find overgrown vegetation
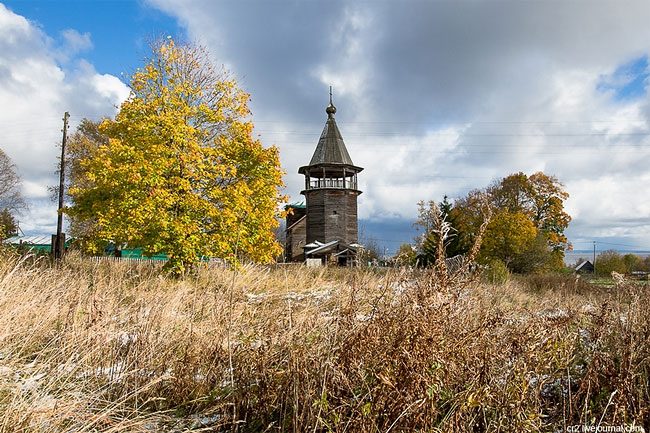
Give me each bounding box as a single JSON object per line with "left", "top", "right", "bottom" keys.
{"left": 413, "top": 172, "right": 571, "bottom": 273}
{"left": 1, "top": 245, "right": 648, "bottom": 432}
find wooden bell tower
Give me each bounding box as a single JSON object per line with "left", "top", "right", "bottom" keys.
{"left": 297, "top": 88, "right": 363, "bottom": 265}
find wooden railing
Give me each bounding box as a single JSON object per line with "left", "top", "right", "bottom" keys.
{"left": 307, "top": 177, "right": 358, "bottom": 190}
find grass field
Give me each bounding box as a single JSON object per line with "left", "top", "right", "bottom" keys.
{"left": 0, "top": 250, "right": 648, "bottom": 432}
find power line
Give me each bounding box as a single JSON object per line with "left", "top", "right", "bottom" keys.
{"left": 597, "top": 241, "right": 647, "bottom": 249}
{"left": 255, "top": 130, "right": 650, "bottom": 137}
{"left": 278, "top": 147, "right": 650, "bottom": 156}
{"left": 571, "top": 241, "right": 648, "bottom": 249}
{"left": 253, "top": 118, "right": 648, "bottom": 126}
{"left": 1, "top": 116, "right": 646, "bottom": 129}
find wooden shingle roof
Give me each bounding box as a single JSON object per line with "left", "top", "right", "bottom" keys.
{"left": 299, "top": 90, "right": 362, "bottom": 174}
{"left": 308, "top": 114, "right": 354, "bottom": 166}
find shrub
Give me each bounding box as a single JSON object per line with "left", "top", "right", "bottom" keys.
{"left": 519, "top": 272, "right": 594, "bottom": 296}
{"left": 484, "top": 259, "right": 510, "bottom": 284}
{"left": 595, "top": 250, "right": 626, "bottom": 275}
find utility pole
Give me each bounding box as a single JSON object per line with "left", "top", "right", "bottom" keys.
{"left": 54, "top": 112, "right": 69, "bottom": 260}
{"left": 593, "top": 241, "right": 596, "bottom": 274}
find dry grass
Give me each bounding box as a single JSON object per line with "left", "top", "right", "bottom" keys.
{"left": 0, "top": 249, "right": 648, "bottom": 432}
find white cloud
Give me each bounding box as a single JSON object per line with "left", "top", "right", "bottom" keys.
{"left": 0, "top": 4, "right": 31, "bottom": 40}
{"left": 22, "top": 180, "right": 49, "bottom": 200}
{"left": 60, "top": 29, "right": 92, "bottom": 54}
{"left": 91, "top": 71, "right": 130, "bottom": 102}
{"left": 0, "top": 4, "right": 129, "bottom": 234}
{"left": 145, "top": 0, "right": 650, "bottom": 250}
{"left": 2, "top": 0, "right": 648, "bottom": 251}
{"left": 310, "top": 5, "right": 376, "bottom": 114}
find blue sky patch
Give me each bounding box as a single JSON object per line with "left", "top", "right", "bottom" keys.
{"left": 597, "top": 56, "right": 649, "bottom": 101}
{"left": 3, "top": 1, "right": 183, "bottom": 76}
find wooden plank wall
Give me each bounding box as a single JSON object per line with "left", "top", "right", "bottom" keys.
{"left": 305, "top": 189, "right": 359, "bottom": 245}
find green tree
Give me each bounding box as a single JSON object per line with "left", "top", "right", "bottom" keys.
{"left": 633, "top": 255, "right": 650, "bottom": 272}
{"left": 414, "top": 196, "right": 467, "bottom": 265}
{"left": 512, "top": 231, "right": 558, "bottom": 273}
{"left": 0, "top": 209, "right": 19, "bottom": 240}
{"left": 449, "top": 189, "right": 489, "bottom": 256}
{"left": 67, "top": 39, "right": 286, "bottom": 273}
{"left": 622, "top": 253, "right": 641, "bottom": 273}
{"left": 0, "top": 149, "right": 26, "bottom": 239}
{"left": 396, "top": 243, "right": 417, "bottom": 266}
{"left": 595, "top": 250, "right": 625, "bottom": 275}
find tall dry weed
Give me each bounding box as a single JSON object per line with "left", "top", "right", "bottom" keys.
{"left": 0, "top": 248, "right": 648, "bottom": 432}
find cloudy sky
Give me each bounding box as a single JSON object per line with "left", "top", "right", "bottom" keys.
{"left": 1, "top": 0, "right": 649, "bottom": 255}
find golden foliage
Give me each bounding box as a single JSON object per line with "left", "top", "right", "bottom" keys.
{"left": 448, "top": 171, "right": 571, "bottom": 272}
{"left": 481, "top": 210, "right": 537, "bottom": 266}
{"left": 66, "top": 39, "right": 286, "bottom": 273}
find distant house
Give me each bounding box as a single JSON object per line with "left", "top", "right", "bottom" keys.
{"left": 2, "top": 235, "right": 60, "bottom": 253}
{"left": 104, "top": 245, "right": 168, "bottom": 261}
{"left": 285, "top": 201, "right": 307, "bottom": 262}
{"left": 575, "top": 260, "right": 594, "bottom": 274}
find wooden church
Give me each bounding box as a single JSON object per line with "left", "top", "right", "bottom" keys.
{"left": 285, "top": 90, "right": 363, "bottom": 266}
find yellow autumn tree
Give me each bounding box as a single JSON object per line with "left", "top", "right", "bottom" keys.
{"left": 66, "top": 39, "right": 285, "bottom": 273}
{"left": 479, "top": 210, "right": 537, "bottom": 269}
{"left": 486, "top": 171, "right": 571, "bottom": 270}
{"left": 418, "top": 171, "right": 571, "bottom": 273}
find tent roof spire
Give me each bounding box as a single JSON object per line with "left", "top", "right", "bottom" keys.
{"left": 326, "top": 85, "right": 336, "bottom": 119}
{"left": 298, "top": 87, "right": 363, "bottom": 174}
{"left": 303, "top": 87, "right": 354, "bottom": 167}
